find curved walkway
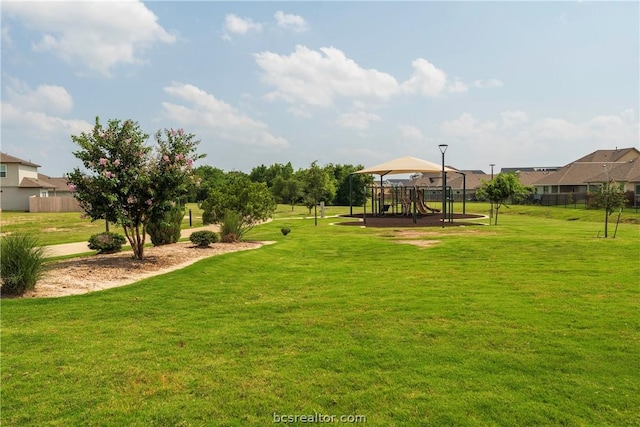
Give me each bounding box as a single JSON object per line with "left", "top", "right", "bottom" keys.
{"left": 42, "top": 224, "right": 221, "bottom": 258}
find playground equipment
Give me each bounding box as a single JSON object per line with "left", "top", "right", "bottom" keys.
{"left": 416, "top": 190, "right": 440, "bottom": 214}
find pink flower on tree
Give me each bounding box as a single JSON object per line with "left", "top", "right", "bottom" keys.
{"left": 163, "top": 155, "right": 170, "bottom": 162}
{"left": 146, "top": 199, "right": 153, "bottom": 206}
{"left": 127, "top": 195, "right": 136, "bottom": 204}
{"left": 113, "top": 159, "right": 121, "bottom": 166}
{"left": 68, "top": 183, "right": 77, "bottom": 191}
{"left": 175, "top": 153, "right": 184, "bottom": 161}
{"left": 99, "top": 158, "right": 107, "bottom": 166}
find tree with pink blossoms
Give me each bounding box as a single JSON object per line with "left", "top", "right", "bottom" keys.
{"left": 67, "top": 117, "right": 204, "bottom": 260}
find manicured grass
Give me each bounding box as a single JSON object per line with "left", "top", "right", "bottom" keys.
{"left": 2, "top": 209, "right": 639, "bottom": 425}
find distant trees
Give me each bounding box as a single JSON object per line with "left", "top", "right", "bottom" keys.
{"left": 477, "top": 172, "right": 533, "bottom": 225}
{"left": 67, "top": 117, "right": 203, "bottom": 260}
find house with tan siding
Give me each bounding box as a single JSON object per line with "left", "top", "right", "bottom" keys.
{"left": 0, "top": 152, "right": 76, "bottom": 211}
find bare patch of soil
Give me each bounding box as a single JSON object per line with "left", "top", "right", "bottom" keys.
{"left": 394, "top": 240, "right": 441, "bottom": 248}
{"left": 23, "top": 241, "right": 274, "bottom": 298}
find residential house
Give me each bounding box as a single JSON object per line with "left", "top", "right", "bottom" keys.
{"left": 0, "top": 152, "right": 76, "bottom": 211}
{"left": 532, "top": 147, "right": 640, "bottom": 206}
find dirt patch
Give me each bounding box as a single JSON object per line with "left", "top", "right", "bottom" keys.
{"left": 21, "top": 241, "right": 274, "bottom": 299}
{"left": 394, "top": 240, "right": 441, "bottom": 248}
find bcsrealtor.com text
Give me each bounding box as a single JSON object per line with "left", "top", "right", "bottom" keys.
{"left": 273, "top": 412, "right": 366, "bottom": 423}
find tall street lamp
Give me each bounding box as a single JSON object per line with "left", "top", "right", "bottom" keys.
{"left": 439, "top": 144, "right": 448, "bottom": 228}
{"left": 489, "top": 163, "right": 495, "bottom": 224}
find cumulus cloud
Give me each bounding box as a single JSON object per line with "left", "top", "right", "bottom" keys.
{"left": 162, "top": 82, "right": 288, "bottom": 148}
{"left": 256, "top": 46, "right": 483, "bottom": 109}
{"left": 337, "top": 111, "right": 381, "bottom": 130}
{"left": 401, "top": 58, "right": 448, "bottom": 97}
{"left": 3, "top": 0, "right": 175, "bottom": 76}
{"left": 222, "top": 14, "right": 263, "bottom": 40}
{"left": 274, "top": 11, "right": 309, "bottom": 32}
{"left": 255, "top": 45, "right": 399, "bottom": 107}
{"left": 6, "top": 81, "right": 73, "bottom": 114}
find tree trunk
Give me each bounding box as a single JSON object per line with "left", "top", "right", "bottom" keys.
{"left": 604, "top": 211, "right": 609, "bottom": 238}
{"left": 494, "top": 206, "right": 500, "bottom": 225}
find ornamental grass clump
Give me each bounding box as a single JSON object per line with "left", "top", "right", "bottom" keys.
{"left": 88, "top": 232, "right": 127, "bottom": 254}
{"left": 0, "top": 233, "right": 46, "bottom": 296}
{"left": 189, "top": 230, "right": 219, "bottom": 247}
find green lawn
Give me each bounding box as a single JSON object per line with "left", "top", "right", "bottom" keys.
{"left": 1, "top": 206, "right": 639, "bottom": 426}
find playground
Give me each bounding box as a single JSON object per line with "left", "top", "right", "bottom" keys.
{"left": 346, "top": 155, "right": 485, "bottom": 227}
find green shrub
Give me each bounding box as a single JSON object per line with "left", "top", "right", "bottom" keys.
{"left": 148, "top": 204, "right": 184, "bottom": 246}
{"left": 1, "top": 233, "right": 46, "bottom": 296}
{"left": 220, "top": 210, "right": 243, "bottom": 240}
{"left": 281, "top": 227, "right": 291, "bottom": 236}
{"left": 88, "top": 232, "right": 127, "bottom": 254}
{"left": 189, "top": 230, "right": 219, "bottom": 247}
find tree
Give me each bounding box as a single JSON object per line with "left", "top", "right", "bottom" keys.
{"left": 190, "top": 165, "right": 226, "bottom": 202}
{"left": 200, "top": 172, "right": 276, "bottom": 239}
{"left": 272, "top": 175, "right": 303, "bottom": 210}
{"left": 328, "top": 163, "right": 372, "bottom": 206}
{"left": 592, "top": 179, "right": 627, "bottom": 238}
{"left": 302, "top": 161, "right": 335, "bottom": 225}
{"left": 476, "top": 172, "right": 532, "bottom": 225}
{"left": 67, "top": 117, "right": 202, "bottom": 260}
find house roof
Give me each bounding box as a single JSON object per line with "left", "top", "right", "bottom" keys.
{"left": 534, "top": 147, "right": 640, "bottom": 186}
{"left": 38, "top": 173, "right": 72, "bottom": 192}
{"left": 0, "top": 152, "right": 41, "bottom": 168}
{"left": 19, "top": 177, "right": 57, "bottom": 189}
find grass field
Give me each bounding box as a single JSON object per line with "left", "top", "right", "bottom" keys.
{"left": 1, "top": 205, "right": 639, "bottom": 426}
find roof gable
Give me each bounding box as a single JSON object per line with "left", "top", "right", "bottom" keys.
{"left": 0, "top": 152, "right": 41, "bottom": 168}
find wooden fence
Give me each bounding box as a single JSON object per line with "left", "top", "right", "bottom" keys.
{"left": 29, "top": 196, "right": 82, "bottom": 213}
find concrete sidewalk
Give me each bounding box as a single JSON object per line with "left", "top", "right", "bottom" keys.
{"left": 43, "top": 224, "right": 220, "bottom": 258}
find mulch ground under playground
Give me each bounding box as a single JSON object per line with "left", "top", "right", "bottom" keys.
{"left": 336, "top": 213, "right": 486, "bottom": 228}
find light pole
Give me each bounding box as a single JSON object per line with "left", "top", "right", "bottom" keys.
{"left": 489, "top": 163, "right": 495, "bottom": 225}
{"left": 439, "top": 144, "right": 448, "bottom": 228}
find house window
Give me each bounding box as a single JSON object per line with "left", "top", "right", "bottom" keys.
{"left": 0, "top": 164, "right": 6, "bottom": 178}
{"left": 40, "top": 190, "right": 49, "bottom": 197}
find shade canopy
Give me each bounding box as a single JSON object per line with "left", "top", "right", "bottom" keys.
{"left": 354, "top": 156, "right": 455, "bottom": 176}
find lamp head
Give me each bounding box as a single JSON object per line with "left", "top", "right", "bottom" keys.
{"left": 438, "top": 144, "right": 448, "bottom": 154}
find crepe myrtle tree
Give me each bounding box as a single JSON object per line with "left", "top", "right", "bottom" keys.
{"left": 67, "top": 117, "right": 203, "bottom": 260}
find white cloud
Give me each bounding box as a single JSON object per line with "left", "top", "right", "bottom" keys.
{"left": 3, "top": 0, "right": 176, "bottom": 77}
{"left": 438, "top": 109, "right": 639, "bottom": 169}
{"left": 222, "top": 14, "right": 263, "bottom": 40}
{"left": 473, "top": 79, "right": 504, "bottom": 89}
{"left": 337, "top": 111, "right": 381, "bottom": 130}
{"left": 441, "top": 113, "right": 497, "bottom": 138}
{"left": 7, "top": 81, "right": 74, "bottom": 114}
{"left": 274, "top": 11, "right": 309, "bottom": 32}
{"left": 398, "top": 124, "right": 424, "bottom": 140}
{"left": 401, "top": 58, "right": 448, "bottom": 97}
{"left": 162, "top": 82, "right": 288, "bottom": 148}
{"left": 255, "top": 45, "right": 400, "bottom": 107}
{"left": 447, "top": 78, "right": 469, "bottom": 94}
{"left": 500, "top": 110, "right": 529, "bottom": 128}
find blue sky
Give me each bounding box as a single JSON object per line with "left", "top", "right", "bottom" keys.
{"left": 2, "top": 1, "right": 638, "bottom": 177}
